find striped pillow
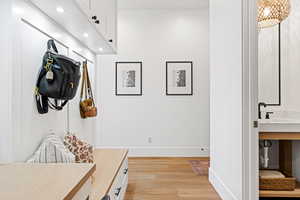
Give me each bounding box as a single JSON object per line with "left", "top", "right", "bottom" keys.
{"left": 27, "top": 134, "right": 75, "bottom": 163}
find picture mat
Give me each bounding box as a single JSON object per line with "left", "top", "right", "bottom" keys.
{"left": 167, "top": 62, "right": 192, "bottom": 95}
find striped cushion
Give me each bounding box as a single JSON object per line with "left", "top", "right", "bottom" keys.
{"left": 27, "top": 134, "right": 75, "bottom": 163}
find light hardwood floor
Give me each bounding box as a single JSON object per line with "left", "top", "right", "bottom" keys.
{"left": 124, "top": 157, "right": 221, "bottom": 200}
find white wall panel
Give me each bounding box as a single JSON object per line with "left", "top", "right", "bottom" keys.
{"left": 10, "top": 0, "right": 96, "bottom": 161}
{"left": 68, "top": 52, "right": 96, "bottom": 145}
{"left": 209, "top": 0, "right": 243, "bottom": 199}
{"left": 0, "top": 0, "right": 13, "bottom": 163}
{"left": 13, "top": 22, "right": 69, "bottom": 161}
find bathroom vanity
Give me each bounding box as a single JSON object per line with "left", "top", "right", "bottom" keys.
{"left": 259, "top": 119, "right": 300, "bottom": 198}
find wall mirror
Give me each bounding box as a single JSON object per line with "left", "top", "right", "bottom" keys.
{"left": 258, "top": 24, "right": 281, "bottom": 105}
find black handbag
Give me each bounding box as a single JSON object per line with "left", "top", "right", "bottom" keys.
{"left": 35, "top": 40, "right": 81, "bottom": 114}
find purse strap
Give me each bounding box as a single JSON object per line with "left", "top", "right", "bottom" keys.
{"left": 35, "top": 65, "right": 49, "bottom": 114}
{"left": 35, "top": 93, "right": 49, "bottom": 114}
{"left": 48, "top": 99, "right": 69, "bottom": 111}
{"left": 47, "top": 39, "right": 58, "bottom": 53}
{"left": 80, "top": 61, "right": 87, "bottom": 101}
{"left": 80, "top": 61, "right": 95, "bottom": 106}
{"left": 85, "top": 62, "right": 95, "bottom": 106}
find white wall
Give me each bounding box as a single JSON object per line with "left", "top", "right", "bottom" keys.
{"left": 209, "top": 0, "right": 244, "bottom": 199}
{"left": 281, "top": 0, "right": 300, "bottom": 112}
{"left": 96, "top": 8, "right": 210, "bottom": 156}
{"left": 0, "top": 0, "right": 13, "bottom": 163}
{"left": 7, "top": 0, "right": 96, "bottom": 162}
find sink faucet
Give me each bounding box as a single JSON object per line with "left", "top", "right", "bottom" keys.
{"left": 258, "top": 102, "right": 267, "bottom": 119}
{"left": 265, "top": 112, "right": 274, "bottom": 119}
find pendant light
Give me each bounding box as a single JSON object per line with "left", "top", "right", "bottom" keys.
{"left": 257, "top": 0, "right": 290, "bottom": 29}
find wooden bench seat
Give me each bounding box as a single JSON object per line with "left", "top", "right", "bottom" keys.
{"left": 91, "top": 149, "right": 129, "bottom": 200}
{"left": 0, "top": 163, "right": 96, "bottom": 200}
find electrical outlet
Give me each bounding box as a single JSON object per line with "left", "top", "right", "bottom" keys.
{"left": 148, "top": 137, "right": 152, "bottom": 144}
{"left": 200, "top": 147, "right": 209, "bottom": 152}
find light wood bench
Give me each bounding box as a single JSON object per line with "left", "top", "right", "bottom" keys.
{"left": 91, "top": 149, "right": 129, "bottom": 200}
{"left": 0, "top": 163, "right": 95, "bottom": 200}
{"left": 0, "top": 149, "right": 128, "bottom": 200}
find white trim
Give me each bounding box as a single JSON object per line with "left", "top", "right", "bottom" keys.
{"left": 0, "top": 0, "right": 13, "bottom": 163}
{"left": 209, "top": 168, "right": 239, "bottom": 200}
{"left": 242, "top": 0, "right": 259, "bottom": 199}
{"left": 95, "top": 146, "right": 209, "bottom": 157}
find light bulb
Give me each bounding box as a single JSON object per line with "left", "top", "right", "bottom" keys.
{"left": 263, "top": 7, "right": 271, "bottom": 17}
{"left": 56, "top": 7, "right": 64, "bottom": 13}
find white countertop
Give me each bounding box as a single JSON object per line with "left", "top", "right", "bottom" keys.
{"left": 259, "top": 119, "right": 300, "bottom": 132}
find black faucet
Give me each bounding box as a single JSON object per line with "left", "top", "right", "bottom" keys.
{"left": 258, "top": 102, "right": 267, "bottom": 119}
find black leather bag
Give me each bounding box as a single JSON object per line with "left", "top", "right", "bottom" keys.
{"left": 35, "top": 40, "right": 81, "bottom": 114}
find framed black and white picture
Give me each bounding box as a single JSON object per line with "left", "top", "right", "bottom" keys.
{"left": 166, "top": 61, "right": 193, "bottom": 96}
{"left": 115, "top": 62, "right": 142, "bottom": 96}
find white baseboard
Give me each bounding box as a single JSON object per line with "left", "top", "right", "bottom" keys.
{"left": 209, "top": 168, "right": 239, "bottom": 200}
{"left": 95, "top": 146, "right": 209, "bottom": 157}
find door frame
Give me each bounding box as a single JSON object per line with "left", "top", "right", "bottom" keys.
{"left": 242, "top": 0, "right": 259, "bottom": 199}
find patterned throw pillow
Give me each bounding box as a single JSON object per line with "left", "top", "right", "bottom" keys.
{"left": 64, "top": 134, "right": 94, "bottom": 163}
{"left": 27, "top": 134, "right": 75, "bottom": 163}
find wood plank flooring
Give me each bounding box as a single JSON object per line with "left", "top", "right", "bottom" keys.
{"left": 124, "top": 158, "right": 221, "bottom": 200}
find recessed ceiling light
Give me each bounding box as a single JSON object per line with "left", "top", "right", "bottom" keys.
{"left": 56, "top": 7, "right": 64, "bottom": 13}
{"left": 83, "top": 33, "right": 89, "bottom": 38}
{"left": 99, "top": 47, "right": 104, "bottom": 52}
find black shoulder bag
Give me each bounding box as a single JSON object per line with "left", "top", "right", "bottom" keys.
{"left": 35, "top": 40, "right": 81, "bottom": 114}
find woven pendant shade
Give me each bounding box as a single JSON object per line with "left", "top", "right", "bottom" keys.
{"left": 257, "top": 0, "right": 290, "bottom": 29}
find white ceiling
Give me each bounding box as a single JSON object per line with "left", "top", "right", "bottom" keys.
{"left": 118, "top": 0, "right": 209, "bottom": 10}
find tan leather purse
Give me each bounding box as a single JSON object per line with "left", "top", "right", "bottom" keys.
{"left": 80, "top": 61, "right": 97, "bottom": 118}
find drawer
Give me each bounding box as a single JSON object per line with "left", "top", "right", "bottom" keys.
{"left": 111, "top": 174, "right": 128, "bottom": 200}
{"left": 119, "top": 158, "right": 129, "bottom": 180}
{"left": 107, "top": 158, "right": 129, "bottom": 200}
{"left": 114, "top": 158, "right": 128, "bottom": 189}
{"left": 117, "top": 174, "right": 129, "bottom": 200}
{"left": 72, "top": 177, "right": 92, "bottom": 200}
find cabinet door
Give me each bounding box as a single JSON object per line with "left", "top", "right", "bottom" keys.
{"left": 107, "top": 0, "right": 117, "bottom": 50}
{"left": 75, "top": 0, "right": 91, "bottom": 16}
{"left": 90, "top": 0, "right": 108, "bottom": 38}
{"left": 90, "top": 0, "right": 117, "bottom": 50}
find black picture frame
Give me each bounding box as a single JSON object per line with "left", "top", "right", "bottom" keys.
{"left": 166, "top": 61, "right": 193, "bottom": 96}
{"left": 115, "top": 62, "right": 143, "bottom": 96}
